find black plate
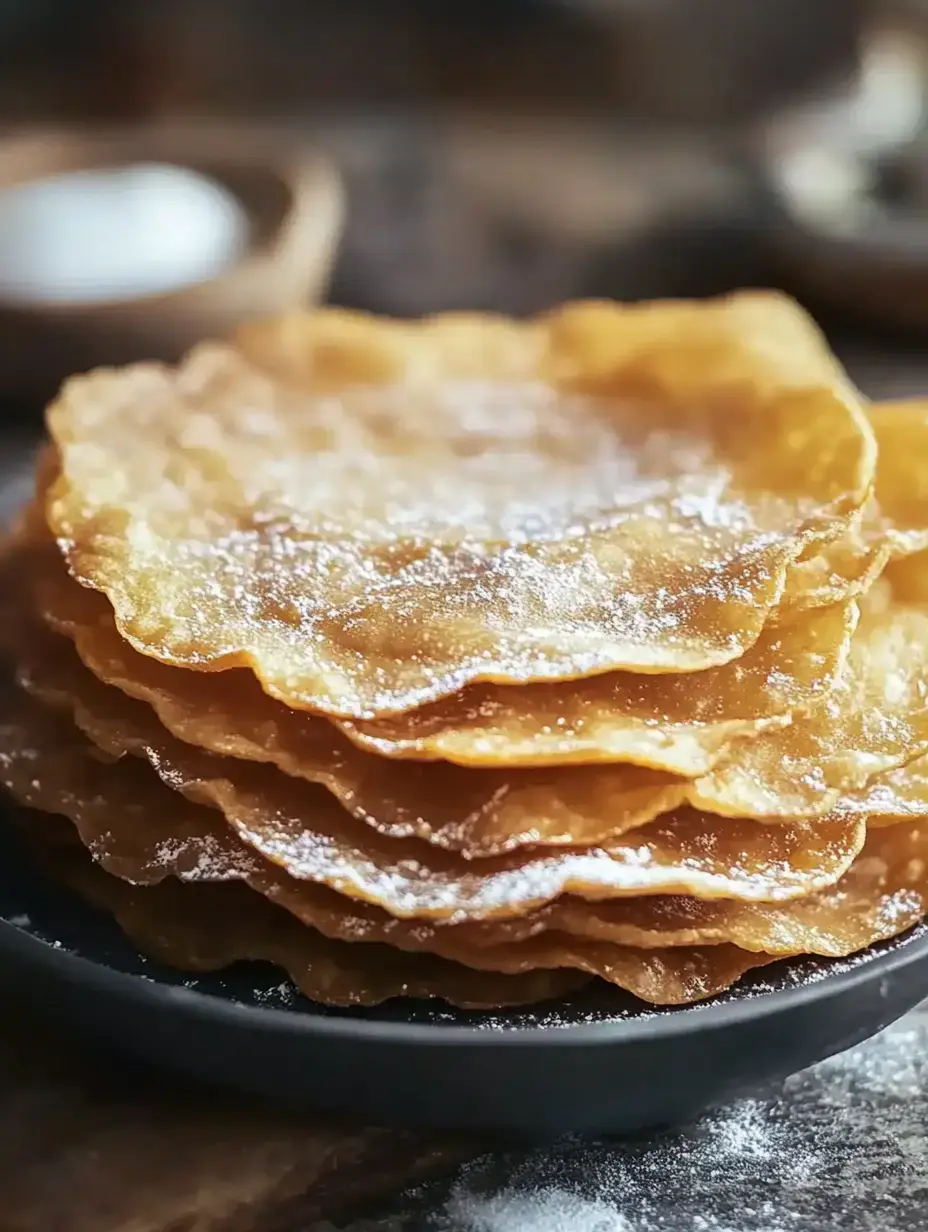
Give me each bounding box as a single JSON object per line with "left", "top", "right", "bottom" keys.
{"left": 2, "top": 817, "right": 928, "bottom": 1135}
{"left": 3, "top": 440, "right": 928, "bottom": 1135}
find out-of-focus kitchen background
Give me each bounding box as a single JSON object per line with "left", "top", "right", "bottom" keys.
{"left": 1, "top": 0, "right": 928, "bottom": 401}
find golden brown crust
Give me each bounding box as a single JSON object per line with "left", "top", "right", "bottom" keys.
{"left": 45, "top": 293, "right": 874, "bottom": 720}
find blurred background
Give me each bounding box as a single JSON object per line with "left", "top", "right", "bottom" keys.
{"left": 1, "top": 0, "right": 928, "bottom": 400}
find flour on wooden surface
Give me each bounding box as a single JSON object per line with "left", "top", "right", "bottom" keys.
{"left": 332, "top": 1009, "right": 928, "bottom": 1232}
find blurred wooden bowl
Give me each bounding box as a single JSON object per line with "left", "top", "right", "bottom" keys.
{"left": 0, "top": 124, "right": 343, "bottom": 402}
{"left": 760, "top": 27, "right": 928, "bottom": 335}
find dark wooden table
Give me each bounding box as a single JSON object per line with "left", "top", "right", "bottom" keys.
{"left": 0, "top": 1012, "right": 473, "bottom": 1232}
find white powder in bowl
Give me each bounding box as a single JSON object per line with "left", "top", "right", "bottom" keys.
{"left": 0, "top": 162, "right": 249, "bottom": 303}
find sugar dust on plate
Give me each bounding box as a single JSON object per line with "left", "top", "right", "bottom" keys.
{"left": 0, "top": 162, "right": 249, "bottom": 303}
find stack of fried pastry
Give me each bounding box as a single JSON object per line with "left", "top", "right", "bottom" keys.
{"left": 4, "top": 291, "right": 928, "bottom": 1009}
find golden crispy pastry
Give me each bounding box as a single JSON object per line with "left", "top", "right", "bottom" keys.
{"left": 154, "top": 585, "right": 921, "bottom": 842}
{"left": 40, "top": 403, "right": 922, "bottom": 786}
{"left": 39, "top": 839, "right": 771, "bottom": 1007}
{"left": 28, "top": 550, "right": 859, "bottom": 855}
{"left": 18, "top": 539, "right": 926, "bottom": 851}
{"left": 38, "top": 523, "right": 854, "bottom": 776}
{"left": 4, "top": 300, "right": 921, "bottom": 1010}
{"left": 305, "top": 402, "right": 928, "bottom": 768}
{"left": 831, "top": 402, "right": 928, "bottom": 612}
{"left": 8, "top": 707, "right": 919, "bottom": 979}
{"left": 0, "top": 689, "right": 865, "bottom": 921}
{"left": 44, "top": 294, "right": 873, "bottom": 719}
{"left": 333, "top": 603, "right": 855, "bottom": 770}
{"left": 869, "top": 401, "right": 928, "bottom": 557}
{"left": 781, "top": 400, "right": 928, "bottom": 612}
{"left": 2, "top": 711, "right": 774, "bottom": 1005}
{"left": 25, "top": 470, "right": 856, "bottom": 778}
{"left": 689, "top": 583, "right": 928, "bottom": 819}
{"left": 29, "top": 783, "right": 927, "bottom": 1002}
{"left": 38, "top": 841, "right": 586, "bottom": 1009}
{"left": 291, "top": 821, "right": 928, "bottom": 959}
{"left": 27, "top": 554, "right": 687, "bottom": 851}
{"left": 843, "top": 754, "right": 928, "bottom": 825}
{"left": 8, "top": 695, "right": 909, "bottom": 1000}
{"left": 14, "top": 722, "right": 913, "bottom": 1006}
{"left": 780, "top": 498, "right": 887, "bottom": 612}
{"left": 484, "top": 824, "right": 928, "bottom": 955}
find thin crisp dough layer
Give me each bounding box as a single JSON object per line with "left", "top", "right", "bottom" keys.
{"left": 843, "top": 754, "right": 928, "bottom": 825}
{"left": 201, "top": 585, "right": 927, "bottom": 836}
{"left": 45, "top": 294, "right": 874, "bottom": 718}
{"left": 780, "top": 401, "right": 928, "bottom": 613}
{"left": 5, "top": 688, "right": 918, "bottom": 997}
{"left": 689, "top": 580, "right": 928, "bottom": 820}
{"left": 35, "top": 838, "right": 586, "bottom": 1009}
{"left": 333, "top": 603, "right": 856, "bottom": 772}
{"left": 12, "top": 532, "right": 928, "bottom": 848}
{"left": 485, "top": 824, "right": 928, "bottom": 955}
{"left": 10, "top": 718, "right": 919, "bottom": 1000}
{"left": 329, "top": 401, "right": 928, "bottom": 766}
{"left": 26, "top": 550, "right": 861, "bottom": 855}
{"left": 868, "top": 401, "right": 928, "bottom": 557}
{"left": 26, "top": 474, "right": 856, "bottom": 781}
{"left": 5, "top": 727, "right": 772, "bottom": 1007}
{"left": 37, "top": 537, "right": 856, "bottom": 777}
{"left": 28, "top": 788, "right": 924, "bottom": 965}
{"left": 0, "top": 688, "right": 865, "bottom": 921}
{"left": 37, "top": 839, "right": 768, "bottom": 1007}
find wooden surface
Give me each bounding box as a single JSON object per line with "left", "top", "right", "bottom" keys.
{"left": 7, "top": 1004, "right": 928, "bottom": 1232}
{"left": 340, "top": 1004, "right": 928, "bottom": 1231}
{"left": 0, "top": 1013, "right": 470, "bottom": 1232}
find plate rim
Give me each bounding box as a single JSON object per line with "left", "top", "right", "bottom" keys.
{"left": 3, "top": 914, "right": 927, "bottom": 1049}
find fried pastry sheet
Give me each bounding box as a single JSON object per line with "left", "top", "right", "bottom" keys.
{"left": 17, "top": 744, "right": 914, "bottom": 1004}
{"left": 781, "top": 498, "right": 887, "bottom": 613}
{"left": 478, "top": 824, "right": 928, "bottom": 956}
{"left": 781, "top": 400, "right": 928, "bottom": 612}
{"left": 869, "top": 401, "right": 928, "bottom": 558}
{"left": 311, "top": 401, "right": 928, "bottom": 766}
{"left": 30, "top": 560, "right": 685, "bottom": 853}
{"left": 23, "top": 471, "right": 856, "bottom": 784}
{"left": 333, "top": 602, "right": 855, "bottom": 770}
{"left": 6, "top": 698, "right": 909, "bottom": 999}
{"left": 2, "top": 720, "right": 774, "bottom": 1004}
{"left": 0, "top": 689, "right": 864, "bottom": 920}
{"left": 23, "top": 544, "right": 928, "bottom": 846}
{"left": 35, "top": 839, "right": 769, "bottom": 1007}
{"left": 7, "top": 715, "right": 920, "bottom": 984}
{"left": 155, "top": 585, "right": 919, "bottom": 841}
{"left": 44, "top": 293, "right": 873, "bottom": 718}
{"left": 32, "top": 552, "right": 860, "bottom": 857}
{"left": 37, "top": 841, "right": 586, "bottom": 1008}
{"left": 690, "top": 583, "right": 928, "bottom": 819}
{"left": 842, "top": 753, "right": 928, "bottom": 825}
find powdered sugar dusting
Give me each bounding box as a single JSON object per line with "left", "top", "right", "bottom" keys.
{"left": 333, "top": 1009, "right": 928, "bottom": 1231}
{"left": 51, "top": 318, "right": 868, "bottom": 718}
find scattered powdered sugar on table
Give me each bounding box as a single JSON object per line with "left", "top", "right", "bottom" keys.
{"left": 442, "top": 1187, "right": 634, "bottom": 1231}
{"left": 334, "top": 1008, "right": 928, "bottom": 1232}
